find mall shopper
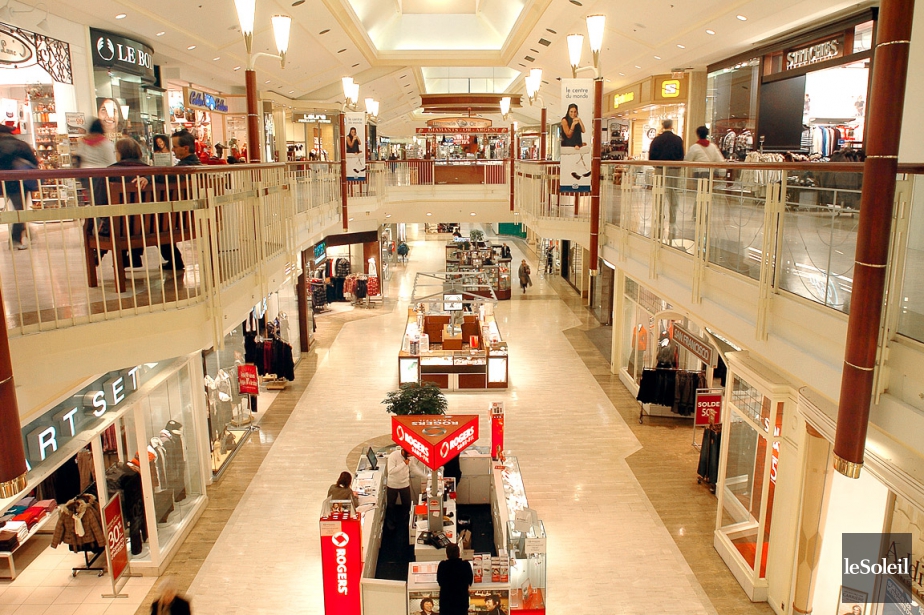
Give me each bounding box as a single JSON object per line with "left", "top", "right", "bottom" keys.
{"left": 150, "top": 577, "right": 191, "bottom": 615}
{"left": 327, "top": 471, "right": 359, "bottom": 510}
{"left": 546, "top": 249, "right": 554, "bottom": 275}
{"left": 157, "top": 129, "right": 200, "bottom": 272}
{"left": 684, "top": 126, "right": 725, "bottom": 179}
{"left": 437, "top": 543, "right": 473, "bottom": 615}
{"left": 649, "top": 119, "right": 684, "bottom": 237}
{"left": 501, "top": 243, "right": 511, "bottom": 259}
{"left": 0, "top": 125, "right": 39, "bottom": 250}
{"left": 75, "top": 119, "right": 117, "bottom": 170}
{"left": 518, "top": 260, "right": 532, "bottom": 294}
{"left": 385, "top": 447, "right": 411, "bottom": 531}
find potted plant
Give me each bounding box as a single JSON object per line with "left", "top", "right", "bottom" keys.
{"left": 469, "top": 229, "right": 485, "bottom": 245}
{"left": 382, "top": 382, "right": 448, "bottom": 415}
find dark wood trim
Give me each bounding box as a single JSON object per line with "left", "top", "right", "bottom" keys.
{"left": 761, "top": 50, "right": 873, "bottom": 84}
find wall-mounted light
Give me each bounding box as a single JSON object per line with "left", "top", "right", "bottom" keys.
{"left": 233, "top": 0, "right": 256, "bottom": 54}
{"left": 567, "top": 34, "right": 583, "bottom": 78}
{"left": 271, "top": 14, "right": 291, "bottom": 68}
{"left": 342, "top": 77, "right": 359, "bottom": 108}
{"left": 499, "top": 96, "right": 511, "bottom": 120}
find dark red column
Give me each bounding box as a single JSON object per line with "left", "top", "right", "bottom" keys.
{"left": 340, "top": 113, "right": 349, "bottom": 231}
{"left": 540, "top": 107, "right": 547, "bottom": 161}
{"left": 588, "top": 78, "right": 602, "bottom": 277}
{"left": 833, "top": 0, "right": 915, "bottom": 478}
{"left": 245, "top": 69, "right": 261, "bottom": 163}
{"left": 0, "top": 286, "right": 27, "bottom": 498}
{"left": 509, "top": 124, "right": 515, "bottom": 211}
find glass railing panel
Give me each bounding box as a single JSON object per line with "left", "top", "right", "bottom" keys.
{"left": 707, "top": 166, "right": 768, "bottom": 281}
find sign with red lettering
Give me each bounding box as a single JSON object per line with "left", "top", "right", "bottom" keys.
{"left": 490, "top": 402, "right": 504, "bottom": 460}
{"left": 320, "top": 514, "right": 361, "bottom": 615}
{"left": 238, "top": 364, "right": 259, "bottom": 395}
{"left": 694, "top": 389, "right": 723, "bottom": 426}
{"left": 391, "top": 414, "right": 479, "bottom": 471}
{"left": 415, "top": 127, "right": 509, "bottom": 134}
{"left": 104, "top": 494, "right": 128, "bottom": 583}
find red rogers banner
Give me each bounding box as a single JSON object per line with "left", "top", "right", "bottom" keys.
{"left": 104, "top": 494, "right": 128, "bottom": 583}
{"left": 320, "top": 514, "right": 362, "bottom": 615}
{"left": 391, "top": 414, "right": 479, "bottom": 470}
{"left": 695, "top": 390, "right": 723, "bottom": 426}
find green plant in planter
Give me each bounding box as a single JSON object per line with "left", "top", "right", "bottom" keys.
{"left": 382, "top": 382, "right": 448, "bottom": 415}
{"left": 469, "top": 229, "right": 485, "bottom": 244}
{"left": 461, "top": 241, "right": 471, "bottom": 251}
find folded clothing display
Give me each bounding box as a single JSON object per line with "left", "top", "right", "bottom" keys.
{"left": 4, "top": 521, "right": 28, "bottom": 542}
{"left": 34, "top": 499, "right": 57, "bottom": 513}
{"left": 0, "top": 529, "right": 18, "bottom": 551}
{"left": 12, "top": 506, "right": 47, "bottom": 529}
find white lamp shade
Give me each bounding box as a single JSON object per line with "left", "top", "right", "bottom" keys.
{"left": 371, "top": 100, "right": 379, "bottom": 116}
{"left": 342, "top": 77, "right": 355, "bottom": 101}
{"left": 586, "top": 15, "right": 606, "bottom": 52}
{"left": 525, "top": 75, "right": 538, "bottom": 98}
{"left": 272, "top": 15, "right": 292, "bottom": 55}
{"left": 529, "top": 67, "right": 543, "bottom": 84}
{"left": 234, "top": 0, "right": 256, "bottom": 35}
{"left": 365, "top": 97, "right": 374, "bottom": 111}
{"left": 499, "top": 96, "right": 511, "bottom": 117}
{"left": 349, "top": 82, "right": 360, "bottom": 103}
{"left": 567, "top": 34, "right": 584, "bottom": 68}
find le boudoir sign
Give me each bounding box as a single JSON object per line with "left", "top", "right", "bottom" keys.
{"left": 90, "top": 28, "right": 155, "bottom": 83}
{"left": 21, "top": 362, "right": 167, "bottom": 467}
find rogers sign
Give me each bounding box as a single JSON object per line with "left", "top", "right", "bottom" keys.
{"left": 320, "top": 517, "right": 361, "bottom": 614}
{"left": 392, "top": 415, "right": 479, "bottom": 470}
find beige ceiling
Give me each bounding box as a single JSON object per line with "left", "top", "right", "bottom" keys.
{"left": 46, "top": 0, "right": 873, "bottom": 136}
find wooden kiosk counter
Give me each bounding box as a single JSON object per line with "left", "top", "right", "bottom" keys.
{"left": 398, "top": 308, "right": 508, "bottom": 390}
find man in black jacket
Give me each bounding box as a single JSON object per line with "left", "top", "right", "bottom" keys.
{"left": 0, "top": 125, "right": 39, "bottom": 249}
{"left": 648, "top": 119, "right": 684, "bottom": 239}
{"left": 437, "top": 543, "right": 473, "bottom": 615}
{"left": 161, "top": 129, "right": 200, "bottom": 271}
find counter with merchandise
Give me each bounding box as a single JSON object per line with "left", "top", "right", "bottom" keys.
{"left": 398, "top": 308, "right": 508, "bottom": 390}
{"left": 445, "top": 243, "right": 512, "bottom": 300}
{"left": 405, "top": 454, "right": 546, "bottom": 614}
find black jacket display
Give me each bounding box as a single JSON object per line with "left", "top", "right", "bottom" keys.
{"left": 636, "top": 369, "right": 705, "bottom": 416}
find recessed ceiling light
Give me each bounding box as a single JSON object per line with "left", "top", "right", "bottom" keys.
{"left": 569, "top": 0, "right": 582, "bottom": 5}
{"left": 352, "top": 63, "right": 359, "bottom": 68}
{"left": 634, "top": 65, "right": 641, "bottom": 69}
{"left": 289, "top": 90, "right": 294, "bottom": 93}
{"left": 736, "top": 14, "right": 747, "bottom": 21}
{"left": 265, "top": 79, "right": 270, "bottom": 83}
{"left": 292, "top": 0, "right": 305, "bottom": 5}
{"left": 706, "top": 29, "right": 716, "bottom": 35}
{"left": 348, "top": 217, "right": 354, "bottom": 221}
{"left": 385, "top": 214, "right": 392, "bottom": 218}
{"left": 470, "top": 212, "right": 476, "bottom": 216}
{"left": 654, "top": 55, "right": 661, "bottom": 60}
{"left": 233, "top": 66, "right": 241, "bottom": 71}
{"left": 187, "top": 45, "right": 196, "bottom": 50}
{"left": 426, "top": 212, "right": 432, "bottom": 216}
{"left": 319, "top": 29, "right": 330, "bottom": 35}
{"left": 618, "top": 72, "right": 625, "bottom": 76}
{"left": 213, "top": 56, "right": 220, "bottom": 61}
{"left": 156, "top": 31, "right": 165, "bottom": 36}
{"left": 115, "top": 13, "right": 126, "bottom": 19}
{"left": 337, "top": 48, "right": 347, "bottom": 53}
{"left": 677, "top": 44, "right": 685, "bottom": 49}
{"left": 546, "top": 28, "right": 557, "bottom": 34}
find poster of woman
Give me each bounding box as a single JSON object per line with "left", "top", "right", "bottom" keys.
{"left": 559, "top": 79, "right": 593, "bottom": 193}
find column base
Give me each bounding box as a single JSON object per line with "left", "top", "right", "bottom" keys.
{"left": 0, "top": 471, "right": 26, "bottom": 498}
{"left": 833, "top": 453, "right": 863, "bottom": 478}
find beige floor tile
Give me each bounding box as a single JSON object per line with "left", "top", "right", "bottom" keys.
{"left": 22, "top": 587, "right": 64, "bottom": 605}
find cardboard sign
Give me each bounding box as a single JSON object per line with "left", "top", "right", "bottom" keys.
{"left": 320, "top": 515, "right": 361, "bottom": 615}
{"left": 104, "top": 494, "right": 128, "bottom": 583}
{"left": 391, "top": 414, "right": 479, "bottom": 470}
{"left": 694, "top": 390, "right": 723, "bottom": 426}
{"left": 238, "top": 364, "right": 259, "bottom": 395}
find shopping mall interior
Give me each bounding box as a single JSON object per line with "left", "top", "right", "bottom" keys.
{"left": 0, "top": 1, "right": 923, "bottom": 615}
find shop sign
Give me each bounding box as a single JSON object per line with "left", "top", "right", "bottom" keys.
{"left": 186, "top": 88, "right": 228, "bottom": 113}
{"left": 654, "top": 75, "right": 686, "bottom": 102}
{"left": 21, "top": 362, "right": 166, "bottom": 468}
{"left": 785, "top": 36, "right": 843, "bottom": 70}
{"left": 237, "top": 364, "right": 259, "bottom": 395}
{"left": 0, "top": 29, "right": 32, "bottom": 65}
{"left": 90, "top": 29, "right": 155, "bottom": 83}
{"left": 415, "top": 127, "right": 508, "bottom": 135}
{"left": 612, "top": 91, "right": 635, "bottom": 109}
{"left": 319, "top": 515, "right": 361, "bottom": 615}
{"left": 694, "top": 390, "right": 723, "bottom": 426}
{"left": 671, "top": 324, "right": 715, "bottom": 366}
{"left": 426, "top": 117, "right": 493, "bottom": 129}
{"left": 313, "top": 240, "right": 327, "bottom": 264}
{"left": 490, "top": 402, "right": 504, "bottom": 460}
{"left": 294, "top": 113, "right": 331, "bottom": 123}
{"left": 391, "top": 414, "right": 480, "bottom": 471}
{"left": 104, "top": 494, "right": 129, "bottom": 583}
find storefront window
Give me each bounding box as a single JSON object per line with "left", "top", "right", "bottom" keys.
{"left": 706, "top": 59, "right": 760, "bottom": 159}
{"left": 203, "top": 325, "right": 251, "bottom": 475}
{"left": 731, "top": 374, "right": 770, "bottom": 429}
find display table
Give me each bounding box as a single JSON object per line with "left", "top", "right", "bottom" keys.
{"left": 445, "top": 243, "right": 512, "bottom": 300}
{"left": 398, "top": 309, "right": 508, "bottom": 390}
{"left": 410, "top": 497, "right": 457, "bottom": 562}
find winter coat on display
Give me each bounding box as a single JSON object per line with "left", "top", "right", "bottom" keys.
{"left": 51, "top": 495, "right": 106, "bottom": 551}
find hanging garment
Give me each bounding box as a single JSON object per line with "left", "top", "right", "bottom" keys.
{"left": 636, "top": 369, "right": 677, "bottom": 407}
{"left": 76, "top": 449, "right": 95, "bottom": 492}
{"left": 272, "top": 339, "right": 296, "bottom": 381}
{"left": 697, "top": 427, "right": 722, "bottom": 487}
{"left": 51, "top": 494, "right": 106, "bottom": 552}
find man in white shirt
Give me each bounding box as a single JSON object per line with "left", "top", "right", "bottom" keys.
{"left": 386, "top": 448, "right": 412, "bottom": 531}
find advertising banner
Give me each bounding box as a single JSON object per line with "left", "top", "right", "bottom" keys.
{"left": 344, "top": 112, "right": 366, "bottom": 181}
{"left": 415, "top": 127, "right": 508, "bottom": 134}
{"left": 65, "top": 112, "right": 86, "bottom": 135}
{"left": 490, "top": 402, "right": 504, "bottom": 460}
{"left": 391, "top": 415, "right": 479, "bottom": 470}
{"left": 104, "top": 494, "right": 129, "bottom": 583}
{"left": 671, "top": 324, "right": 715, "bottom": 366}
{"left": 559, "top": 78, "right": 594, "bottom": 193}
{"left": 694, "top": 389, "right": 724, "bottom": 426}
{"left": 237, "top": 364, "right": 259, "bottom": 395}
{"left": 320, "top": 515, "right": 362, "bottom": 615}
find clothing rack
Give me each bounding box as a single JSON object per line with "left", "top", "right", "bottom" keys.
{"left": 635, "top": 368, "right": 706, "bottom": 424}
{"left": 72, "top": 547, "right": 105, "bottom": 577}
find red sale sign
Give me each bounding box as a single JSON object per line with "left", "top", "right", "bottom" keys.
{"left": 491, "top": 402, "right": 504, "bottom": 460}
{"left": 391, "top": 414, "right": 479, "bottom": 471}
{"left": 320, "top": 514, "right": 362, "bottom": 615}
{"left": 104, "top": 494, "right": 128, "bottom": 583}
{"left": 238, "top": 364, "right": 259, "bottom": 395}
{"left": 695, "top": 390, "right": 723, "bottom": 426}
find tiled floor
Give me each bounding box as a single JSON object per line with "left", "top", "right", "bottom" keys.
{"left": 2, "top": 225, "right": 775, "bottom": 614}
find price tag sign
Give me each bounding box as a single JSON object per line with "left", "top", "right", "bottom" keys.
{"left": 524, "top": 537, "right": 547, "bottom": 555}
{"left": 319, "top": 521, "right": 341, "bottom": 537}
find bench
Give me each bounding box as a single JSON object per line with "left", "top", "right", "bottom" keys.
{"left": 84, "top": 177, "right": 197, "bottom": 292}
